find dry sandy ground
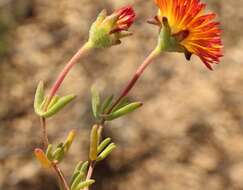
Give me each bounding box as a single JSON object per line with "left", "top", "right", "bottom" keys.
{"left": 0, "top": 0, "right": 243, "bottom": 190}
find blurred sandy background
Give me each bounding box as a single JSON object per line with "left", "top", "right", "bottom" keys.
{"left": 0, "top": 0, "right": 243, "bottom": 190}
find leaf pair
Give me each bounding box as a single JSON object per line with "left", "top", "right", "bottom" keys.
{"left": 89, "top": 125, "right": 116, "bottom": 162}
{"left": 91, "top": 86, "right": 143, "bottom": 121}
{"left": 70, "top": 161, "right": 95, "bottom": 190}
{"left": 35, "top": 130, "right": 76, "bottom": 167}
{"left": 104, "top": 102, "right": 143, "bottom": 121}
{"left": 49, "top": 130, "right": 76, "bottom": 163}
{"left": 34, "top": 81, "right": 76, "bottom": 118}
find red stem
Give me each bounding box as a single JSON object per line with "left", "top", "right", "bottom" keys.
{"left": 52, "top": 162, "right": 70, "bottom": 190}
{"left": 85, "top": 48, "right": 160, "bottom": 190}
{"left": 40, "top": 117, "right": 49, "bottom": 149}
{"left": 86, "top": 162, "right": 95, "bottom": 181}
{"left": 40, "top": 117, "right": 70, "bottom": 190}
{"left": 107, "top": 48, "right": 160, "bottom": 114}
{"left": 44, "top": 42, "right": 92, "bottom": 110}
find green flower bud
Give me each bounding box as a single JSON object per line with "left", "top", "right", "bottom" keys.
{"left": 88, "top": 6, "right": 135, "bottom": 48}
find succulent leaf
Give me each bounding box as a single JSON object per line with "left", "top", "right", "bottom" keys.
{"left": 105, "top": 102, "right": 143, "bottom": 121}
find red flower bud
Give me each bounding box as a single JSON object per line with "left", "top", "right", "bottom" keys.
{"left": 110, "top": 6, "right": 136, "bottom": 34}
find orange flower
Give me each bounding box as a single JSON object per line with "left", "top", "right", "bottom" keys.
{"left": 154, "top": 0, "right": 223, "bottom": 70}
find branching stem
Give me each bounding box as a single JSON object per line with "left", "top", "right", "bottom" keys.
{"left": 40, "top": 116, "right": 70, "bottom": 190}
{"left": 38, "top": 42, "right": 94, "bottom": 190}
{"left": 85, "top": 48, "right": 160, "bottom": 189}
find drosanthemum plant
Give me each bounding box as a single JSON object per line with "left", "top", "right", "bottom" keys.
{"left": 33, "top": 1, "right": 223, "bottom": 190}
{"left": 34, "top": 5, "right": 136, "bottom": 190}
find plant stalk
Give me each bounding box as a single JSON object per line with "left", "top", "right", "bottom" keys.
{"left": 85, "top": 48, "right": 160, "bottom": 190}
{"left": 40, "top": 117, "right": 49, "bottom": 149}
{"left": 107, "top": 47, "right": 160, "bottom": 114}
{"left": 53, "top": 162, "right": 70, "bottom": 190}
{"left": 44, "top": 42, "right": 92, "bottom": 110}
{"left": 40, "top": 117, "right": 70, "bottom": 190}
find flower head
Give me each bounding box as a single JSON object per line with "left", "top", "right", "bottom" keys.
{"left": 88, "top": 6, "right": 135, "bottom": 48}
{"left": 152, "top": 0, "right": 223, "bottom": 70}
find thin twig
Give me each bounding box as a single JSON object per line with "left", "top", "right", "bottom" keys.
{"left": 40, "top": 117, "right": 49, "bottom": 149}
{"left": 53, "top": 162, "right": 70, "bottom": 190}
{"left": 84, "top": 161, "right": 95, "bottom": 190}
{"left": 86, "top": 162, "right": 95, "bottom": 180}
{"left": 39, "top": 117, "right": 70, "bottom": 190}
{"left": 85, "top": 49, "right": 160, "bottom": 190}
{"left": 107, "top": 48, "right": 160, "bottom": 114}
{"left": 37, "top": 43, "right": 92, "bottom": 190}
{"left": 43, "top": 42, "right": 92, "bottom": 110}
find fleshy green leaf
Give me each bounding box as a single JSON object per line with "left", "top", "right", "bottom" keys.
{"left": 97, "top": 125, "right": 103, "bottom": 144}
{"left": 105, "top": 102, "right": 143, "bottom": 121}
{"left": 63, "top": 130, "right": 76, "bottom": 153}
{"left": 41, "top": 94, "right": 76, "bottom": 118}
{"left": 101, "top": 95, "right": 113, "bottom": 113}
{"left": 91, "top": 86, "right": 100, "bottom": 119}
{"left": 75, "top": 161, "right": 84, "bottom": 172}
{"left": 112, "top": 96, "right": 129, "bottom": 112}
{"left": 74, "top": 180, "right": 95, "bottom": 190}
{"left": 70, "top": 161, "right": 83, "bottom": 185}
{"left": 47, "top": 95, "right": 60, "bottom": 110}
{"left": 46, "top": 144, "right": 53, "bottom": 160}
{"left": 96, "top": 143, "right": 116, "bottom": 162}
{"left": 70, "top": 172, "right": 80, "bottom": 187}
{"left": 71, "top": 172, "right": 83, "bottom": 190}
{"left": 89, "top": 125, "right": 99, "bottom": 161}
{"left": 34, "top": 81, "right": 45, "bottom": 114}
{"left": 80, "top": 161, "right": 89, "bottom": 174}
{"left": 53, "top": 147, "right": 65, "bottom": 162}
{"left": 40, "top": 97, "right": 48, "bottom": 111}
{"left": 97, "top": 138, "right": 111, "bottom": 154}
